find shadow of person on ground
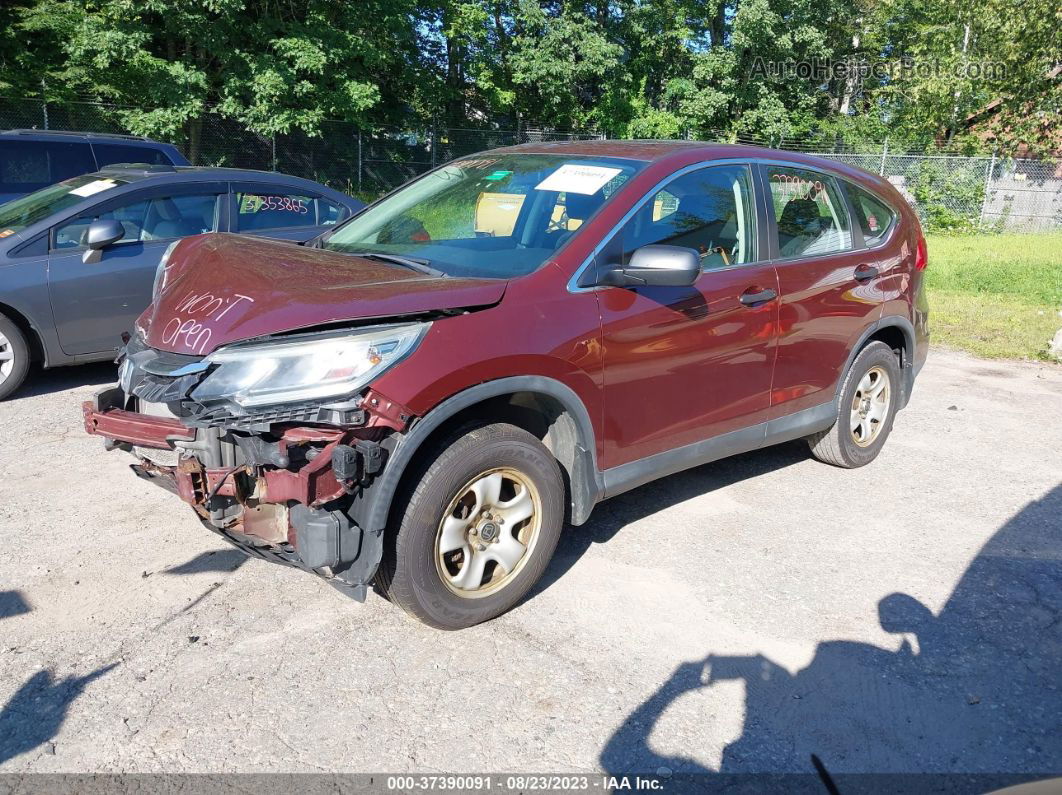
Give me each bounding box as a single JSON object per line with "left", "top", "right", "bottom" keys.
{"left": 163, "top": 548, "right": 248, "bottom": 575}
{"left": 600, "top": 484, "right": 1062, "bottom": 782}
{"left": 532, "top": 441, "right": 810, "bottom": 597}
{"left": 0, "top": 591, "right": 31, "bottom": 620}
{"left": 0, "top": 663, "right": 118, "bottom": 765}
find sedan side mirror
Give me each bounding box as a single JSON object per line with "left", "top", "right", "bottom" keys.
{"left": 598, "top": 244, "right": 701, "bottom": 288}
{"left": 82, "top": 219, "right": 125, "bottom": 263}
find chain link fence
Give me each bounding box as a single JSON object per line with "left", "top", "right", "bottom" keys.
{"left": 2, "top": 97, "right": 1059, "bottom": 231}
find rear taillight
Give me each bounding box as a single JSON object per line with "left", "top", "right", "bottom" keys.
{"left": 915, "top": 236, "right": 927, "bottom": 271}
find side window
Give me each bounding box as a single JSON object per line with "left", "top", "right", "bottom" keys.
{"left": 53, "top": 193, "right": 219, "bottom": 249}
{"left": 0, "top": 140, "right": 95, "bottom": 194}
{"left": 92, "top": 143, "right": 175, "bottom": 168}
{"left": 767, "top": 167, "right": 852, "bottom": 258}
{"left": 317, "top": 198, "right": 348, "bottom": 226}
{"left": 236, "top": 192, "right": 315, "bottom": 231}
{"left": 847, "top": 184, "right": 896, "bottom": 247}
{"left": 622, "top": 164, "right": 757, "bottom": 269}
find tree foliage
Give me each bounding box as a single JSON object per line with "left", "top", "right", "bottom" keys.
{"left": 0, "top": 0, "right": 1057, "bottom": 153}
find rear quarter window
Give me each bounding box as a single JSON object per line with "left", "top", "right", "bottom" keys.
{"left": 0, "top": 140, "right": 96, "bottom": 193}
{"left": 847, "top": 184, "right": 897, "bottom": 246}
{"left": 92, "top": 143, "right": 177, "bottom": 168}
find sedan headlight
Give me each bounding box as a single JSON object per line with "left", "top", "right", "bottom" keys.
{"left": 191, "top": 323, "right": 428, "bottom": 409}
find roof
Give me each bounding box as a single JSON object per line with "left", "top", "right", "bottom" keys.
{"left": 0, "top": 128, "right": 156, "bottom": 143}
{"left": 481, "top": 138, "right": 847, "bottom": 167}
{"left": 486, "top": 139, "right": 715, "bottom": 161}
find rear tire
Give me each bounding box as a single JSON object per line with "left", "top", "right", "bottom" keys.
{"left": 807, "top": 341, "right": 900, "bottom": 468}
{"left": 377, "top": 422, "right": 565, "bottom": 630}
{"left": 0, "top": 315, "right": 30, "bottom": 401}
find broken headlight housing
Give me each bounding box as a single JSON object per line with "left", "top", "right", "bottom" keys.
{"left": 190, "top": 323, "right": 428, "bottom": 410}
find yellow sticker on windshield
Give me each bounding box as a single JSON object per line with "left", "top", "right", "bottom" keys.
{"left": 0, "top": 229, "right": 13, "bottom": 238}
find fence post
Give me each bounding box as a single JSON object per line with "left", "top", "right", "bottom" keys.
{"left": 430, "top": 118, "right": 437, "bottom": 169}
{"left": 979, "top": 149, "right": 997, "bottom": 228}
{"left": 357, "top": 131, "right": 362, "bottom": 194}
{"left": 879, "top": 137, "right": 888, "bottom": 176}
{"left": 271, "top": 135, "right": 277, "bottom": 172}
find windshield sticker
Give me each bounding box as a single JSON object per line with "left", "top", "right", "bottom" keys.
{"left": 69, "top": 179, "right": 118, "bottom": 198}
{"left": 0, "top": 229, "right": 13, "bottom": 238}
{"left": 535, "top": 164, "right": 622, "bottom": 195}
{"left": 240, "top": 195, "right": 309, "bottom": 214}
{"left": 484, "top": 170, "right": 513, "bottom": 181}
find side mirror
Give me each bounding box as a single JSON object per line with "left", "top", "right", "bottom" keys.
{"left": 82, "top": 219, "right": 125, "bottom": 264}
{"left": 598, "top": 244, "right": 700, "bottom": 288}
{"left": 86, "top": 219, "right": 125, "bottom": 250}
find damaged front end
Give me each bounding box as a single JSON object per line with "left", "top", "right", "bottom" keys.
{"left": 83, "top": 329, "right": 419, "bottom": 601}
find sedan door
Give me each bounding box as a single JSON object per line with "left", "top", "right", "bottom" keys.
{"left": 228, "top": 183, "right": 350, "bottom": 242}
{"left": 47, "top": 182, "right": 226, "bottom": 356}
{"left": 593, "top": 163, "right": 779, "bottom": 470}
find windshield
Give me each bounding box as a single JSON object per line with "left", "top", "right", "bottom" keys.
{"left": 0, "top": 174, "right": 128, "bottom": 237}
{"left": 323, "top": 154, "right": 643, "bottom": 279}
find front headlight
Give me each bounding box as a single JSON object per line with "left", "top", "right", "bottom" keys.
{"left": 190, "top": 323, "right": 428, "bottom": 409}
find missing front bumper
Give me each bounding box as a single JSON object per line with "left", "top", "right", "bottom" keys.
{"left": 83, "top": 386, "right": 386, "bottom": 601}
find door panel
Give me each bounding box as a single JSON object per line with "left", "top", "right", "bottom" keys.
{"left": 759, "top": 164, "right": 883, "bottom": 416}
{"left": 47, "top": 186, "right": 224, "bottom": 355}
{"left": 595, "top": 163, "right": 778, "bottom": 469}
{"left": 48, "top": 240, "right": 172, "bottom": 354}
{"left": 598, "top": 264, "right": 779, "bottom": 467}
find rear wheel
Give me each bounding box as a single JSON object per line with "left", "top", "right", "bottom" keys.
{"left": 0, "top": 315, "right": 30, "bottom": 401}
{"left": 807, "top": 341, "right": 900, "bottom": 468}
{"left": 377, "top": 423, "right": 564, "bottom": 629}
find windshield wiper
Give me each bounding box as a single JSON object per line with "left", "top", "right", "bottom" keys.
{"left": 344, "top": 251, "right": 446, "bottom": 277}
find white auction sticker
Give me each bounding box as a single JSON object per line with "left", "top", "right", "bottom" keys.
{"left": 535, "top": 164, "right": 622, "bottom": 195}
{"left": 70, "top": 179, "right": 118, "bottom": 198}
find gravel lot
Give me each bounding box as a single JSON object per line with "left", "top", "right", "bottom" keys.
{"left": 1, "top": 348, "right": 1059, "bottom": 778}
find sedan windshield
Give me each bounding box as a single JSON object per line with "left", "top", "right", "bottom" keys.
{"left": 0, "top": 174, "right": 128, "bottom": 237}
{"left": 323, "top": 154, "right": 643, "bottom": 279}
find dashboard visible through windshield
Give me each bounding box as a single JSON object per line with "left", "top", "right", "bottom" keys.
{"left": 323, "top": 154, "right": 643, "bottom": 279}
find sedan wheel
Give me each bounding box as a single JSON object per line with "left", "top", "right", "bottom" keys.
{"left": 0, "top": 316, "right": 30, "bottom": 401}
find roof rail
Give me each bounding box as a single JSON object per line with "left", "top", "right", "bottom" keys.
{"left": 98, "top": 163, "right": 178, "bottom": 174}
{"left": 0, "top": 129, "right": 153, "bottom": 142}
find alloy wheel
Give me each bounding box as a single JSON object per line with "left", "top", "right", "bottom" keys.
{"left": 0, "top": 330, "right": 13, "bottom": 384}
{"left": 850, "top": 365, "right": 891, "bottom": 447}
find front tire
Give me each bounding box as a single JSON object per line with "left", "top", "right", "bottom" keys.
{"left": 378, "top": 423, "right": 565, "bottom": 629}
{"left": 807, "top": 341, "right": 901, "bottom": 468}
{"left": 0, "top": 315, "right": 30, "bottom": 401}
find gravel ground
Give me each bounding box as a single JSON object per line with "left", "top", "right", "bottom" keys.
{"left": 0, "top": 348, "right": 1059, "bottom": 777}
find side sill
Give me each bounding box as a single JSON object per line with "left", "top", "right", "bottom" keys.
{"left": 600, "top": 401, "right": 835, "bottom": 501}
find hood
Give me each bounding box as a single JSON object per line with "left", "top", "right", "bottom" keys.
{"left": 138, "top": 233, "right": 506, "bottom": 356}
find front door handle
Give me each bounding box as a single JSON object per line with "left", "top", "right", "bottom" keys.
{"left": 854, "top": 263, "right": 879, "bottom": 281}
{"left": 739, "top": 287, "right": 778, "bottom": 306}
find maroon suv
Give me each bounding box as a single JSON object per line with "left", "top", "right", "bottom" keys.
{"left": 84, "top": 141, "right": 929, "bottom": 629}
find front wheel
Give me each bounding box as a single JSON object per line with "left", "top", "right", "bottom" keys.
{"left": 0, "top": 315, "right": 30, "bottom": 401}
{"left": 377, "top": 423, "right": 565, "bottom": 629}
{"left": 807, "top": 340, "right": 901, "bottom": 468}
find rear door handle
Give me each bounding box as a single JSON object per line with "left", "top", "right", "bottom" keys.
{"left": 739, "top": 287, "right": 778, "bottom": 306}
{"left": 854, "top": 263, "right": 879, "bottom": 281}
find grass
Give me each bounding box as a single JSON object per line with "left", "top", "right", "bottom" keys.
{"left": 924, "top": 232, "right": 1062, "bottom": 360}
